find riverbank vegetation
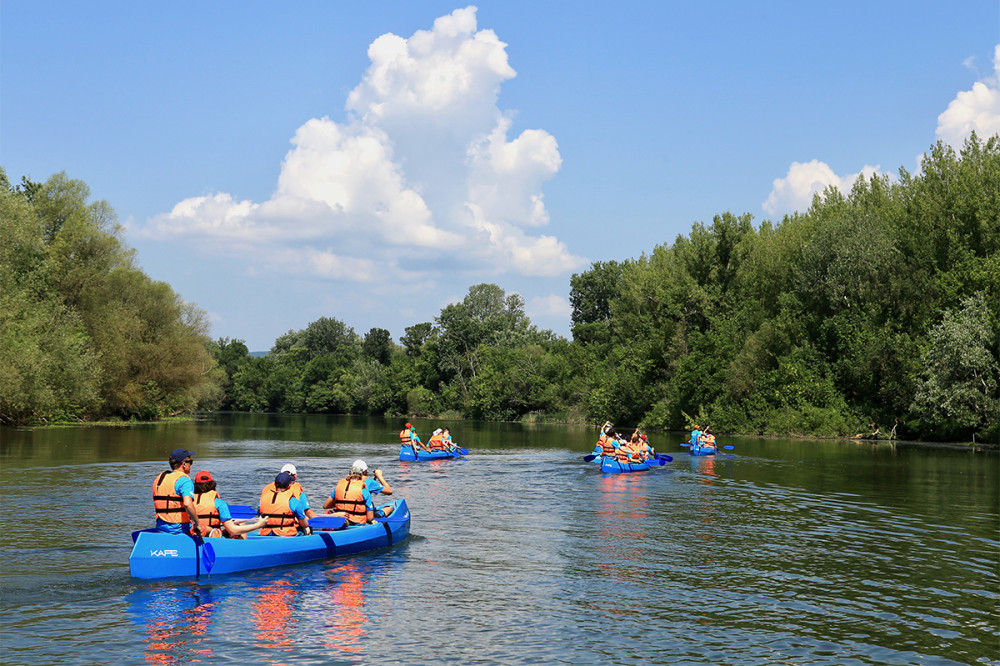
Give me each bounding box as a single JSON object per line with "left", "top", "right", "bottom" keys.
{"left": 3, "top": 136, "right": 997, "bottom": 443}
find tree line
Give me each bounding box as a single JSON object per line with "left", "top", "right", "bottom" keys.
{"left": 2, "top": 135, "right": 997, "bottom": 442}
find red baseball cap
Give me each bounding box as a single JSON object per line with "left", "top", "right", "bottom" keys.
{"left": 194, "top": 470, "right": 213, "bottom": 483}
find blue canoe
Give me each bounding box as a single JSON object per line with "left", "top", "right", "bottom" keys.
{"left": 129, "top": 498, "right": 410, "bottom": 579}
{"left": 399, "top": 445, "right": 462, "bottom": 461}
{"left": 600, "top": 457, "right": 651, "bottom": 473}
{"left": 688, "top": 445, "right": 718, "bottom": 456}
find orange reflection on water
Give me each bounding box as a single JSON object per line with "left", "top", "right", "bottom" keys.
{"left": 592, "top": 474, "right": 648, "bottom": 586}
{"left": 319, "top": 561, "right": 369, "bottom": 656}
{"left": 251, "top": 578, "right": 297, "bottom": 654}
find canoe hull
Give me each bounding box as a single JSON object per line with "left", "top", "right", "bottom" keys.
{"left": 129, "top": 499, "right": 410, "bottom": 579}
{"left": 399, "top": 445, "right": 461, "bottom": 461}
{"left": 600, "top": 457, "right": 650, "bottom": 473}
{"left": 689, "top": 446, "right": 718, "bottom": 456}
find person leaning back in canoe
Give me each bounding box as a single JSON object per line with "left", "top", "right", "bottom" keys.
{"left": 191, "top": 470, "right": 266, "bottom": 539}
{"left": 152, "top": 448, "right": 202, "bottom": 535}
{"left": 355, "top": 459, "right": 395, "bottom": 518}
{"left": 258, "top": 472, "right": 312, "bottom": 537}
{"left": 323, "top": 460, "right": 376, "bottom": 525}
{"left": 690, "top": 424, "right": 702, "bottom": 447}
{"left": 400, "top": 422, "right": 430, "bottom": 452}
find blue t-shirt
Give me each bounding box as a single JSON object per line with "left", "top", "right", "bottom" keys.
{"left": 215, "top": 497, "right": 233, "bottom": 522}
{"left": 154, "top": 474, "right": 196, "bottom": 534}
{"left": 690, "top": 430, "right": 702, "bottom": 446}
{"left": 298, "top": 491, "right": 312, "bottom": 513}
{"left": 364, "top": 478, "right": 384, "bottom": 495}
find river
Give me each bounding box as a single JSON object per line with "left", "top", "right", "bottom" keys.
{"left": 0, "top": 413, "right": 997, "bottom": 665}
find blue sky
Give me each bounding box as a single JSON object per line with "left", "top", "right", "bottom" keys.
{"left": 3, "top": 2, "right": 998, "bottom": 351}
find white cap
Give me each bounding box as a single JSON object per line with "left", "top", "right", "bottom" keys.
{"left": 280, "top": 463, "right": 297, "bottom": 476}
{"left": 350, "top": 459, "right": 368, "bottom": 474}
{"left": 433, "top": 428, "right": 443, "bottom": 435}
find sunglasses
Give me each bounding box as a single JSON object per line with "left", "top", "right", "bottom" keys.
{"left": 183, "top": 459, "right": 193, "bottom": 464}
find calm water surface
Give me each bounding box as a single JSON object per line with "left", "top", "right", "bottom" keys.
{"left": 1, "top": 414, "right": 997, "bottom": 665}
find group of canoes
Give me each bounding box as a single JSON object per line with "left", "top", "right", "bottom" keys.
{"left": 587, "top": 422, "right": 732, "bottom": 473}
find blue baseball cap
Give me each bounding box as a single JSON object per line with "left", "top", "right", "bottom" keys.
{"left": 275, "top": 472, "right": 294, "bottom": 488}
{"left": 169, "top": 448, "right": 195, "bottom": 462}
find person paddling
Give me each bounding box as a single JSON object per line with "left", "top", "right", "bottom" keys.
{"left": 324, "top": 460, "right": 376, "bottom": 525}
{"left": 191, "top": 470, "right": 266, "bottom": 539}
{"left": 356, "top": 459, "right": 395, "bottom": 518}
{"left": 152, "top": 448, "right": 202, "bottom": 535}
{"left": 400, "top": 422, "right": 430, "bottom": 453}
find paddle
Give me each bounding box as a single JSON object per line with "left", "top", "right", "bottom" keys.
{"left": 680, "top": 442, "right": 692, "bottom": 447}
{"left": 228, "top": 504, "right": 258, "bottom": 520}
{"left": 723, "top": 445, "right": 735, "bottom": 450}
{"left": 655, "top": 453, "right": 673, "bottom": 462}
{"left": 583, "top": 453, "right": 600, "bottom": 462}
{"left": 308, "top": 515, "right": 347, "bottom": 530}
{"left": 191, "top": 532, "right": 215, "bottom": 576}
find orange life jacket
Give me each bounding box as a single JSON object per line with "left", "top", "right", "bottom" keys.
{"left": 614, "top": 440, "right": 640, "bottom": 461}
{"left": 153, "top": 469, "right": 190, "bottom": 524}
{"left": 427, "top": 433, "right": 446, "bottom": 450}
{"left": 598, "top": 434, "right": 616, "bottom": 455}
{"left": 259, "top": 486, "right": 298, "bottom": 536}
{"left": 333, "top": 477, "right": 369, "bottom": 524}
{"left": 399, "top": 428, "right": 414, "bottom": 444}
{"left": 192, "top": 489, "right": 222, "bottom": 535}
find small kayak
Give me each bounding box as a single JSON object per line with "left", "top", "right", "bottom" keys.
{"left": 688, "top": 445, "right": 718, "bottom": 456}
{"left": 129, "top": 499, "right": 410, "bottom": 579}
{"left": 600, "top": 457, "right": 651, "bottom": 473}
{"left": 399, "top": 445, "right": 463, "bottom": 461}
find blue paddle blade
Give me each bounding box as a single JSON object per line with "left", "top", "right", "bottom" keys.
{"left": 657, "top": 454, "right": 673, "bottom": 463}
{"left": 228, "top": 504, "right": 257, "bottom": 519}
{"left": 309, "top": 515, "right": 347, "bottom": 530}
{"left": 201, "top": 542, "right": 216, "bottom": 574}
{"left": 680, "top": 443, "right": 691, "bottom": 447}
{"left": 723, "top": 445, "right": 735, "bottom": 450}
{"left": 583, "top": 454, "right": 599, "bottom": 462}
{"left": 459, "top": 448, "right": 469, "bottom": 455}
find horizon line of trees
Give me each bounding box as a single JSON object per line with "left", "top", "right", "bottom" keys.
{"left": 2, "top": 135, "right": 997, "bottom": 442}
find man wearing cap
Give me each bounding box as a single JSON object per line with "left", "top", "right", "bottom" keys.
{"left": 152, "top": 448, "right": 201, "bottom": 534}
{"left": 323, "top": 460, "right": 376, "bottom": 524}
{"left": 263, "top": 463, "right": 317, "bottom": 519}
{"left": 258, "top": 472, "right": 311, "bottom": 537}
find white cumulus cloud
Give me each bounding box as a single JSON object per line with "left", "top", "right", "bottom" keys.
{"left": 937, "top": 44, "right": 1000, "bottom": 148}
{"left": 762, "top": 160, "right": 880, "bottom": 217}
{"left": 140, "top": 6, "right": 584, "bottom": 285}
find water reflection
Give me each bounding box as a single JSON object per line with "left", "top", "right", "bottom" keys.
{"left": 126, "top": 585, "right": 216, "bottom": 664}
{"left": 593, "top": 474, "right": 648, "bottom": 587}
{"left": 251, "top": 578, "right": 297, "bottom": 655}
{"left": 319, "top": 561, "right": 368, "bottom": 656}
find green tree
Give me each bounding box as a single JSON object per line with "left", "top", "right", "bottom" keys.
{"left": 910, "top": 292, "right": 999, "bottom": 441}
{"left": 362, "top": 327, "right": 393, "bottom": 365}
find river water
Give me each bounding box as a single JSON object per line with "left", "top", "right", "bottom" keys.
{"left": 0, "top": 413, "right": 997, "bottom": 665}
